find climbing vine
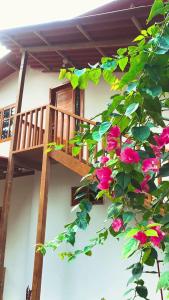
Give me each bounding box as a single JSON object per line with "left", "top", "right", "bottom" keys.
{"left": 39, "top": 1, "right": 169, "bottom": 299}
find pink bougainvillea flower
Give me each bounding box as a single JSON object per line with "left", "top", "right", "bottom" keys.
{"left": 154, "top": 134, "right": 166, "bottom": 148}
{"left": 134, "top": 231, "right": 147, "bottom": 244}
{"left": 120, "top": 147, "right": 140, "bottom": 164}
{"left": 140, "top": 174, "right": 151, "bottom": 192}
{"left": 112, "top": 218, "right": 124, "bottom": 232}
{"left": 100, "top": 156, "right": 109, "bottom": 164}
{"left": 135, "top": 174, "right": 151, "bottom": 194}
{"left": 107, "top": 139, "right": 118, "bottom": 152}
{"left": 96, "top": 166, "right": 112, "bottom": 190}
{"left": 96, "top": 166, "right": 112, "bottom": 181}
{"left": 98, "top": 180, "right": 110, "bottom": 190}
{"left": 150, "top": 144, "right": 161, "bottom": 158}
{"left": 108, "top": 125, "right": 121, "bottom": 138}
{"left": 150, "top": 226, "right": 165, "bottom": 247}
{"left": 161, "top": 127, "right": 169, "bottom": 144}
{"left": 142, "top": 158, "right": 159, "bottom": 173}
{"left": 115, "top": 147, "right": 121, "bottom": 156}
{"left": 125, "top": 138, "right": 132, "bottom": 144}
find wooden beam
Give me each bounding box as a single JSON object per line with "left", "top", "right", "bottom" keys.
{"left": 6, "top": 61, "right": 19, "bottom": 71}
{"left": 49, "top": 150, "right": 90, "bottom": 177}
{"left": 0, "top": 51, "right": 28, "bottom": 300}
{"left": 31, "top": 105, "right": 51, "bottom": 300}
{"left": 76, "top": 24, "right": 105, "bottom": 56}
{"left": 130, "top": 3, "right": 142, "bottom": 32}
{"left": 33, "top": 31, "right": 74, "bottom": 66}
{"left": 5, "top": 34, "right": 50, "bottom": 71}
{"left": 25, "top": 38, "right": 132, "bottom": 53}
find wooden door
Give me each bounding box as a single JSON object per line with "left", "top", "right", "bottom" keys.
{"left": 50, "top": 83, "right": 84, "bottom": 143}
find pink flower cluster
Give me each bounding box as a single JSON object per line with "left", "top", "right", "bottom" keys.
{"left": 106, "top": 126, "right": 121, "bottom": 154}
{"left": 120, "top": 147, "right": 140, "bottom": 164}
{"left": 112, "top": 218, "right": 124, "bottom": 232}
{"left": 96, "top": 166, "right": 112, "bottom": 190}
{"left": 150, "top": 127, "right": 169, "bottom": 158}
{"left": 134, "top": 225, "right": 165, "bottom": 248}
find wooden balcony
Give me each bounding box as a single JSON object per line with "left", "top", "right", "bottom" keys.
{"left": 10, "top": 104, "right": 96, "bottom": 176}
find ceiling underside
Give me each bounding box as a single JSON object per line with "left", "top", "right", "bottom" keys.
{"left": 0, "top": 0, "right": 155, "bottom": 81}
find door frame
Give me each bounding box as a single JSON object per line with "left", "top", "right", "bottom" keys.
{"left": 49, "top": 82, "right": 84, "bottom": 117}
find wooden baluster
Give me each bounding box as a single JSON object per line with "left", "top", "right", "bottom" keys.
{"left": 27, "top": 111, "right": 33, "bottom": 148}
{"left": 66, "top": 115, "right": 70, "bottom": 153}
{"left": 60, "top": 112, "right": 64, "bottom": 144}
{"left": 78, "top": 120, "right": 83, "bottom": 162}
{"left": 39, "top": 107, "right": 44, "bottom": 145}
{"left": 33, "top": 109, "right": 38, "bottom": 146}
{"left": 22, "top": 112, "right": 28, "bottom": 149}
{"left": 54, "top": 110, "right": 58, "bottom": 143}
{"left": 16, "top": 114, "right": 23, "bottom": 150}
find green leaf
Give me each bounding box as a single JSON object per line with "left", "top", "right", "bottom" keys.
{"left": 164, "top": 244, "right": 169, "bottom": 263}
{"left": 118, "top": 57, "right": 128, "bottom": 71}
{"left": 143, "top": 248, "right": 157, "bottom": 266}
{"left": 88, "top": 68, "right": 101, "bottom": 85}
{"left": 160, "top": 214, "right": 169, "bottom": 225}
{"left": 132, "top": 126, "right": 150, "bottom": 142}
{"left": 142, "top": 248, "right": 151, "bottom": 264}
{"left": 134, "top": 35, "right": 145, "bottom": 42}
{"left": 157, "top": 271, "right": 169, "bottom": 290}
{"left": 147, "top": 0, "right": 164, "bottom": 23}
{"left": 59, "top": 68, "right": 67, "bottom": 80}
{"left": 123, "top": 211, "right": 134, "bottom": 225}
{"left": 103, "top": 70, "right": 116, "bottom": 85}
{"left": 123, "top": 238, "right": 139, "bottom": 258}
{"left": 99, "top": 122, "right": 111, "bottom": 136}
{"left": 126, "top": 228, "right": 139, "bottom": 238}
{"left": 143, "top": 95, "right": 161, "bottom": 113}
{"left": 107, "top": 202, "right": 123, "bottom": 219}
{"left": 92, "top": 129, "right": 101, "bottom": 141}
{"left": 76, "top": 211, "right": 90, "bottom": 230}
{"left": 158, "top": 163, "right": 169, "bottom": 177}
{"left": 132, "top": 263, "right": 143, "bottom": 279}
{"left": 145, "top": 229, "right": 158, "bottom": 237}
{"left": 125, "top": 103, "right": 139, "bottom": 116}
{"left": 70, "top": 74, "right": 79, "bottom": 89}
{"left": 117, "top": 48, "right": 127, "bottom": 56}
{"left": 72, "top": 146, "right": 81, "bottom": 156}
{"left": 116, "top": 172, "right": 131, "bottom": 191}
{"left": 136, "top": 286, "right": 148, "bottom": 298}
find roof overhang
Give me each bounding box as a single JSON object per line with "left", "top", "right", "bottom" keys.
{"left": 0, "top": 0, "right": 154, "bottom": 81}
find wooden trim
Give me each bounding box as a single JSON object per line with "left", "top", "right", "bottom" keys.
{"left": 25, "top": 38, "right": 132, "bottom": 52}
{"left": 0, "top": 51, "right": 28, "bottom": 300}
{"left": 49, "top": 150, "right": 90, "bottom": 177}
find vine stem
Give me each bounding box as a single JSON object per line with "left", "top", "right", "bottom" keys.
{"left": 156, "top": 260, "right": 164, "bottom": 300}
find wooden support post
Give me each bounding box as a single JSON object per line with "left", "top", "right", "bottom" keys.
{"left": 31, "top": 105, "right": 51, "bottom": 300}
{"left": 0, "top": 51, "right": 28, "bottom": 300}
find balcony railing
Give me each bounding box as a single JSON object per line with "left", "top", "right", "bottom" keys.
{"left": 12, "top": 104, "right": 97, "bottom": 166}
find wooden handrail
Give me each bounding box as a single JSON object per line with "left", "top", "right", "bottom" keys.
{"left": 49, "top": 105, "right": 96, "bottom": 125}
{"left": 16, "top": 104, "right": 47, "bottom": 116}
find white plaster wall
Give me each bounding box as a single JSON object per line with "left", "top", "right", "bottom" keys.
{"left": 0, "top": 164, "right": 163, "bottom": 300}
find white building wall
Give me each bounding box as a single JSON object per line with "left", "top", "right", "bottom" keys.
{"left": 0, "top": 68, "right": 163, "bottom": 300}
